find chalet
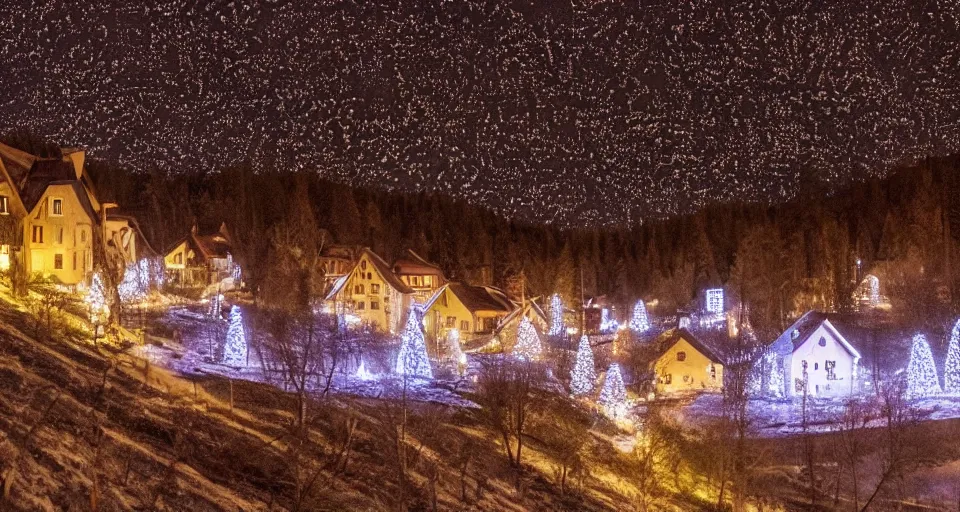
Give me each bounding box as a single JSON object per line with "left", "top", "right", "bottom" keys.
{"left": 422, "top": 283, "right": 514, "bottom": 342}
{"left": 767, "top": 311, "right": 861, "bottom": 398}
{"left": 163, "top": 223, "right": 237, "bottom": 287}
{"left": 324, "top": 248, "right": 413, "bottom": 334}
{"left": 393, "top": 249, "right": 446, "bottom": 303}
{"left": 652, "top": 328, "right": 725, "bottom": 394}
{"left": 0, "top": 142, "right": 128, "bottom": 286}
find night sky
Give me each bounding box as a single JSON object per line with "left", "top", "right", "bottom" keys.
{"left": 1, "top": 1, "right": 958, "bottom": 225}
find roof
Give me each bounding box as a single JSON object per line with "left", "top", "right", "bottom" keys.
{"left": 0, "top": 141, "right": 37, "bottom": 184}
{"left": 657, "top": 328, "right": 727, "bottom": 365}
{"left": 324, "top": 248, "right": 413, "bottom": 300}
{"left": 425, "top": 283, "right": 515, "bottom": 314}
{"left": 774, "top": 311, "right": 862, "bottom": 359}
{"left": 393, "top": 249, "right": 444, "bottom": 276}
{"left": 0, "top": 142, "right": 96, "bottom": 220}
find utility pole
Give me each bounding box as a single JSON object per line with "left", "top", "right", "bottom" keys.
{"left": 580, "top": 266, "right": 585, "bottom": 334}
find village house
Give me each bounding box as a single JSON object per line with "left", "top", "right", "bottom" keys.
{"left": 766, "top": 311, "right": 862, "bottom": 398}
{"left": 422, "top": 283, "right": 514, "bottom": 343}
{"left": 318, "top": 244, "right": 363, "bottom": 292}
{"left": 323, "top": 247, "right": 413, "bottom": 334}
{"left": 0, "top": 142, "right": 137, "bottom": 286}
{"left": 652, "top": 328, "right": 725, "bottom": 394}
{"left": 393, "top": 249, "right": 446, "bottom": 303}
{"left": 163, "top": 223, "right": 238, "bottom": 288}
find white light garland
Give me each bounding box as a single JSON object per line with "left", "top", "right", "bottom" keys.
{"left": 570, "top": 335, "right": 596, "bottom": 396}
{"left": 86, "top": 271, "right": 109, "bottom": 323}
{"left": 396, "top": 306, "right": 433, "bottom": 378}
{"left": 222, "top": 305, "right": 247, "bottom": 367}
{"left": 945, "top": 320, "right": 960, "bottom": 395}
{"left": 906, "top": 333, "right": 941, "bottom": 398}
{"left": 548, "top": 293, "right": 564, "bottom": 337}
{"left": 600, "top": 308, "right": 619, "bottom": 333}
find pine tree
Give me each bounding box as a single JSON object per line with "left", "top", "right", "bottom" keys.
{"left": 396, "top": 307, "right": 433, "bottom": 378}
{"left": 548, "top": 293, "right": 564, "bottom": 336}
{"left": 598, "top": 363, "right": 627, "bottom": 418}
{"left": 906, "top": 334, "right": 941, "bottom": 398}
{"left": 570, "top": 336, "right": 596, "bottom": 396}
{"left": 945, "top": 320, "right": 960, "bottom": 394}
{"left": 222, "top": 305, "right": 247, "bottom": 367}
{"left": 513, "top": 316, "right": 542, "bottom": 361}
{"left": 629, "top": 300, "right": 650, "bottom": 333}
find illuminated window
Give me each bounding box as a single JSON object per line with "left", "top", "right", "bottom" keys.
{"left": 424, "top": 275, "right": 433, "bottom": 287}
{"left": 705, "top": 288, "right": 724, "bottom": 314}
{"left": 663, "top": 374, "right": 672, "bottom": 385}
{"left": 54, "top": 254, "right": 63, "bottom": 269}
{"left": 51, "top": 198, "right": 63, "bottom": 216}
{"left": 174, "top": 253, "right": 183, "bottom": 264}
{"left": 371, "top": 284, "right": 381, "bottom": 294}
{"left": 446, "top": 316, "right": 456, "bottom": 328}
{"left": 0, "top": 196, "right": 8, "bottom": 215}
{"left": 461, "top": 320, "right": 469, "bottom": 331}
{"left": 677, "top": 351, "right": 686, "bottom": 361}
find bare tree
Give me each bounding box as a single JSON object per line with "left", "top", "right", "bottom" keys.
{"left": 860, "top": 376, "right": 920, "bottom": 511}
{"left": 630, "top": 408, "right": 682, "bottom": 511}
{"left": 475, "top": 358, "right": 545, "bottom": 468}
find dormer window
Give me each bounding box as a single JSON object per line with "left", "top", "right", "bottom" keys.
{"left": 51, "top": 198, "right": 63, "bottom": 216}
{"left": 0, "top": 196, "right": 8, "bottom": 215}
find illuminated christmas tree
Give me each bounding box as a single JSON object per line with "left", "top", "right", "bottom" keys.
{"left": 629, "top": 300, "right": 650, "bottom": 333}
{"left": 513, "top": 316, "right": 542, "bottom": 361}
{"left": 570, "top": 335, "right": 596, "bottom": 396}
{"left": 945, "top": 320, "right": 960, "bottom": 394}
{"left": 118, "top": 260, "right": 150, "bottom": 302}
{"left": 447, "top": 328, "right": 463, "bottom": 363}
{"left": 355, "top": 358, "right": 374, "bottom": 380}
{"left": 222, "top": 305, "right": 247, "bottom": 367}
{"left": 598, "top": 363, "right": 627, "bottom": 418}
{"left": 548, "top": 293, "right": 564, "bottom": 336}
{"left": 396, "top": 307, "right": 432, "bottom": 378}
{"left": 86, "top": 271, "right": 109, "bottom": 322}
{"left": 600, "top": 308, "right": 619, "bottom": 333}
{"left": 906, "top": 334, "right": 941, "bottom": 398}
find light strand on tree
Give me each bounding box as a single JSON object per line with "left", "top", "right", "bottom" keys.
{"left": 396, "top": 306, "right": 433, "bottom": 378}
{"left": 945, "top": 320, "right": 960, "bottom": 394}
{"left": 628, "top": 300, "right": 650, "bottom": 333}
{"left": 548, "top": 293, "right": 564, "bottom": 336}
{"left": 570, "top": 335, "right": 596, "bottom": 396}
{"left": 447, "top": 328, "right": 463, "bottom": 363}
{"left": 906, "top": 333, "right": 941, "bottom": 398}
{"left": 222, "top": 305, "right": 247, "bottom": 367}
{"left": 513, "top": 316, "right": 542, "bottom": 361}
{"left": 86, "top": 271, "right": 109, "bottom": 323}
{"left": 599, "top": 308, "right": 619, "bottom": 333}
{"left": 598, "top": 363, "right": 627, "bottom": 418}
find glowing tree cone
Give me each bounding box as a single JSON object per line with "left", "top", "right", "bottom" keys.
{"left": 396, "top": 307, "right": 433, "bottom": 378}
{"left": 548, "top": 294, "right": 564, "bottom": 336}
{"left": 598, "top": 363, "right": 627, "bottom": 418}
{"left": 629, "top": 300, "right": 650, "bottom": 333}
{"left": 570, "top": 335, "right": 596, "bottom": 396}
{"left": 448, "top": 328, "right": 463, "bottom": 362}
{"left": 513, "top": 316, "right": 542, "bottom": 361}
{"left": 222, "top": 305, "right": 247, "bottom": 367}
{"left": 945, "top": 320, "right": 960, "bottom": 394}
{"left": 906, "top": 334, "right": 941, "bottom": 398}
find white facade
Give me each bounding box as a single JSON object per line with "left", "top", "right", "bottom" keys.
{"left": 786, "top": 320, "right": 860, "bottom": 398}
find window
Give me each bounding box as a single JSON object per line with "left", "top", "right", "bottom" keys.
{"left": 818, "top": 337, "right": 827, "bottom": 347}
{"left": 31, "top": 225, "right": 43, "bottom": 243}
{"left": 54, "top": 254, "right": 63, "bottom": 269}
{"left": 73, "top": 252, "right": 77, "bottom": 270}
{"left": 0, "top": 196, "right": 8, "bottom": 215}
{"left": 682, "top": 375, "right": 690, "bottom": 383}
{"left": 174, "top": 253, "right": 183, "bottom": 264}
{"left": 370, "top": 301, "right": 380, "bottom": 310}
{"left": 446, "top": 316, "right": 456, "bottom": 328}
{"left": 795, "top": 378, "right": 805, "bottom": 393}
{"left": 356, "top": 301, "right": 365, "bottom": 311}
{"left": 371, "top": 284, "right": 381, "bottom": 294}
{"left": 424, "top": 276, "right": 433, "bottom": 287}
{"left": 354, "top": 284, "right": 364, "bottom": 295}
{"left": 663, "top": 374, "right": 672, "bottom": 385}
{"left": 361, "top": 260, "right": 367, "bottom": 270}
{"left": 80, "top": 229, "right": 86, "bottom": 243}
{"left": 814, "top": 362, "right": 819, "bottom": 370}
{"left": 51, "top": 198, "right": 63, "bottom": 216}
{"left": 705, "top": 288, "right": 724, "bottom": 314}
{"left": 55, "top": 228, "right": 63, "bottom": 245}
{"left": 460, "top": 320, "right": 469, "bottom": 332}
{"left": 676, "top": 351, "right": 686, "bottom": 362}
{"left": 709, "top": 364, "right": 717, "bottom": 380}
{"left": 412, "top": 276, "right": 422, "bottom": 287}
{"left": 826, "top": 360, "right": 837, "bottom": 381}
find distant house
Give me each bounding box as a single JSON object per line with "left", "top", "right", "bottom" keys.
{"left": 767, "top": 311, "right": 861, "bottom": 398}
{"left": 323, "top": 248, "right": 413, "bottom": 334}
{"left": 318, "top": 244, "right": 363, "bottom": 292}
{"left": 0, "top": 142, "right": 134, "bottom": 286}
{"left": 422, "top": 283, "right": 515, "bottom": 342}
{"left": 163, "top": 223, "right": 237, "bottom": 287}
{"left": 393, "top": 249, "right": 446, "bottom": 303}
{"left": 652, "top": 328, "right": 725, "bottom": 394}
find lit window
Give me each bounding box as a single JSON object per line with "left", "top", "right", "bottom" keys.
{"left": 826, "top": 361, "right": 837, "bottom": 380}
{"left": 676, "top": 351, "right": 686, "bottom": 362}
{"left": 705, "top": 288, "right": 724, "bottom": 314}
{"left": 0, "top": 196, "right": 8, "bottom": 215}
{"left": 371, "top": 284, "right": 381, "bottom": 294}
{"left": 54, "top": 254, "right": 63, "bottom": 269}
{"left": 424, "top": 275, "right": 433, "bottom": 287}
{"left": 461, "top": 320, "right": 469, "bottom": 331}
{"left": 174, "top": 253, "right": 183, "bottom": 264}
{"left": 52, "top": 198, "right": 63, "bottom": 216}
{"left": 663, "top": 374, "right": 672, "bottom": 385}
{"left": 370, "top": 301, "right": 380, "bottom": 310}
{"left": 446, "top": 316, "right": 456, "bottom": 328}
{"left": 32, "top": 226, "right": 43, "bottom": 243}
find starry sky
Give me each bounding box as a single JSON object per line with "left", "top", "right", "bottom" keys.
{"left": 1, "top": 1, "right": 958, "bottom": 225}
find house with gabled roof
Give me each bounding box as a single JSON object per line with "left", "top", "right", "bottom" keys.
{"left": 324, "top": 247, "right": 413, "bottom": 334}
{"left": 652, "top": 328, "right": 726, "bottom": 394}
{"left": 768, "top": 311, "right": 862, "bottom": 398}
{"left": 0, "top": 141, "right": 121, "bottom": 286}
{"left": 393, "top": 249, "right": 446, "bottom": 303}
{"left": 163, "top": 223, "right": 237, "bottom": 287}
{"left": 422, "top": 283, "right": 515, "bottom": 342}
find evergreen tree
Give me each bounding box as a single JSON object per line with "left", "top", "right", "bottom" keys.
{"left": 570, "top": 336, "right": 596, "bottom": 396}
{"left": 945, "top": 320, "right": 960, "bottom": 394}
{"left": 598, "top": 363, "right": 627, "bottom": 418}
{"left": 906, "top": 334, "right": 941, "bottom": 398}
{"left": 222, "top": 305, "right": 247, "bottom": 367}
{"left": 513, "top": 316, "right": 542, "bottom": 362}
{"left": 396, "top": 307, "right": 433, "bottom": 378}
{"left": 629, "top": 300, "right": 650, "bottom": 333}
